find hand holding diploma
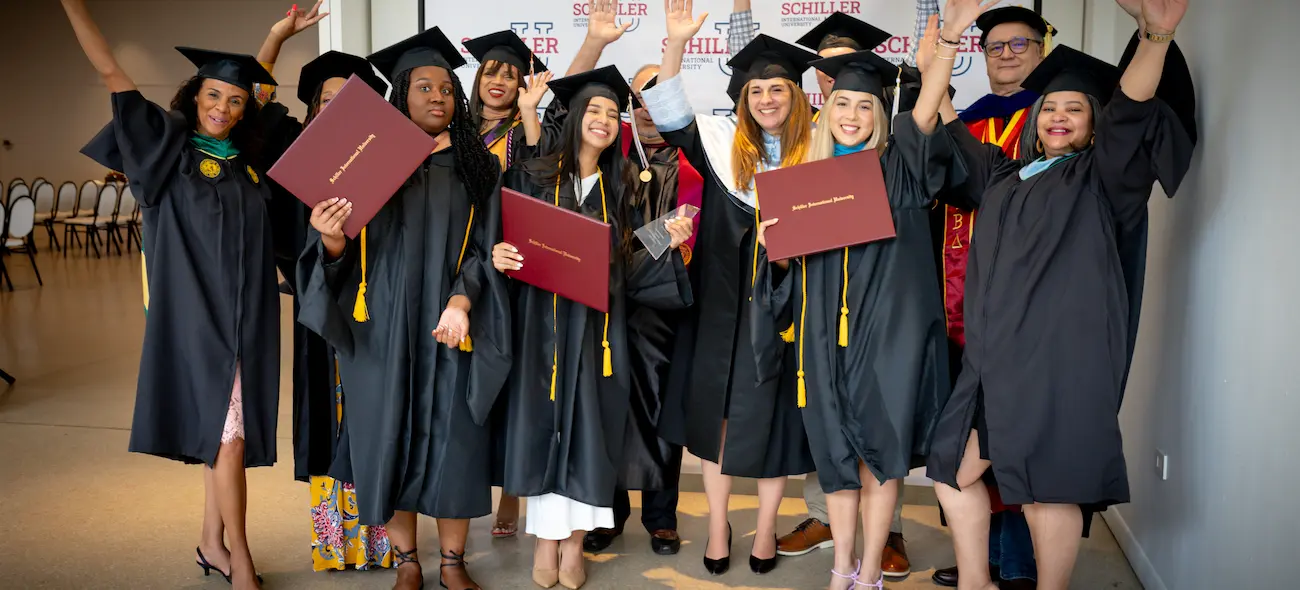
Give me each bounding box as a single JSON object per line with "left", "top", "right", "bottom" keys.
{"left": 311, "top": 197, "right": 352, "bottom": 258}
{"left": 493, "top": 242, "right": 523, "bottom": 272}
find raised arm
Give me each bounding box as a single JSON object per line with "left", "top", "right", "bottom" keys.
{"left": 913, "top": 14, "right": 962, "bottom": 125}
{"left": 728, "top": 0, "right": 755, "bottom": 60}
{"left": 517, "top": 69, "right": 554, "bottom": 147}
{"left": 61, "top": 0, "right": 134, "bottom": 93}
{"left": 566, "top": 0, "right": 632, "bottom": 75}
{"left": 1117, "top": 0, "right": 1186, "bottom": 103}
{"left": 660, "top": 0, "right": 708, "bottom": 82}
{"left": 913, "top": 0, "right": 992, "bottom": 134}
{"left": 256, "top": 1, "right": 328, "bottom": 70}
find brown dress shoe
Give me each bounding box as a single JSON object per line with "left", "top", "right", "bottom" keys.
{"left": 776, "top": 518, "right": 834, "bottom": 556}
{"left": 881, "top": 532, "right": 911, "bottom": 578}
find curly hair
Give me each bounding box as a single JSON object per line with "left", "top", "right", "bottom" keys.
{"left": 389, "top": 68, "right": 500, "bottom": 206}
{"left": 170, "top": 76, "right": 263, "bottom": 161}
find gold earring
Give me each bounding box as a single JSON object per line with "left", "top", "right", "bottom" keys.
{"left": 1090, "top": 135, "right": 1096, "bottom": 146}
{"left": 1036, "top": 139, "right": 1044, "bottom": 153}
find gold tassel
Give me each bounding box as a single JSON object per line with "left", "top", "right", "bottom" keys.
{"left": 797, "top": 257, "right": 809, "bottom": 408}
{"left": 797, "top": 370, "right": 807, "bottom": 408}
{"left": 1044, "top": 25, "right": 1055, "bottom": 54}
{"left": 602, "top": 339, "right": 613, "bottom": 377}
{"left": 453, "top": 206, "right": 476, "bottom": 353}
{"left": 839, "top": 247, "right": 849, "bottom": 348}
{"left": 352, "top": 227, "right": 370, "bottom": 323}
{"left": 780, "top": 324, "right": 796, "bottom": 343}
{"left": 550, "top": 293, "right": 558, "bottom": 401}
{"left": 550, "top": 363, "right": 557, "bottom": 401}
{"left": 458, "top": 336, "right": 473, "bottom": 352}
{"left": 597, "top": 171, "right": 613, "bottom": 379}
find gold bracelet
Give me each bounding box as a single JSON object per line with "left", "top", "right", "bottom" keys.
{"left": 1144, "top": 28, "right": 1174, "bottom": 43}
{"left": 934, "top": 44, "right": 958, "bottom": 61}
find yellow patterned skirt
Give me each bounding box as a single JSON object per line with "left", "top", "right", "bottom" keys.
{"left": 309, "top": 362, "right": 393, "bottom": 572}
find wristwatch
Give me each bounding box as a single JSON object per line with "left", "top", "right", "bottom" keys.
{"left": 1144, "top": 28, "right": 1175, "bottom": 43}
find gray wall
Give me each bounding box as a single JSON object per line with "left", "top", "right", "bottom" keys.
{"left": 1090, "top": 0, "right": 1300, "bottom": 588}
{"left": 0, "top": 0, "right": 319, "bottom": 185}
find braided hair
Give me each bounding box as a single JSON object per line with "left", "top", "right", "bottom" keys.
{"left": 389, "top": 68, "right": 499, "bottom": 206}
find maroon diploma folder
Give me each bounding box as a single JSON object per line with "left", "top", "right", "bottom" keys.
{"left": 754, "top": 149, "right": 895, "bottom": 261}
{"left": 501, "top": 187, "right": 612, "bottom": 313}
{"left": 267, "top": 74, "right": 436, "bottom": 239}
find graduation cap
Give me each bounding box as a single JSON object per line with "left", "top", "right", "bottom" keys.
{"left": 809, "top": 49, "right": 898, "bottom": 100}
{"left": 367, "top": 27, "right": 466, "bottom": 80}
{"left": 796, "top": 12, "right": 892, "bottom": 54}
{"left": 548, "top": 65, "right": 638, "bottom": 112}
{"left": 176, "top": 47, "right": 277, "bottom": 92}
{"left": 463, "top": 30, "right": 547, "bottom": 76}
{"left": 976, "top": 6, "right": 1057, "bottom": 49}
{"left": 727, "top": 34, "right": 819, "bottom": 87}
{"left": 1020, "top": 45, "right": 1121, "bottom": 105}
{"left": 296, "top": 51, "right": 387, "bottom": 106}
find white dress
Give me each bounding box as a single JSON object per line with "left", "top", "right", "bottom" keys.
{"left": 522, "top": 172, "right": 616, "bottom": 541}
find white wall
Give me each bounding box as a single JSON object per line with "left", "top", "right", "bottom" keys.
{"left": 0, "top": 0, "right": 318, "bottom": 185}
{"left": 1082, "top": 1, "right": 1300, "bottom": 588}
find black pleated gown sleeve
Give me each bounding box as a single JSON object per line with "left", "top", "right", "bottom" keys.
{"left": 753, "top": 116, "right": 956, "bottom": 493}
{"left": 926, "top": 90, "right": 1194, "bottom": 509}
{"left": 654, "top": 119, "right": 815, "bottom": 479}
{"left": 296, "top": 149, "right": 508, "bottom": 525}
{"left": 80, "top": 90, "right": 280, "bottom": 468}
{"left": 494, "top": 166, "right": 693, "bottom": 508}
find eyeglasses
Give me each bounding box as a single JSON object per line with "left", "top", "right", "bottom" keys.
{"left": 983, "top": 37, "right": 1042, "bottom": 57}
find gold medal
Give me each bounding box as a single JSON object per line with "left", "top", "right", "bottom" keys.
{"left": 639, "top": 169, "right": 652, "bottom": 183}
{"left": 246, "top": 165, "right": 260, "bottom": 184}
{"left": 199, "top": 159, "right": 221, "bottom": 179}
{"left": 679, "top": 243, "right": 692, "bottom": 266}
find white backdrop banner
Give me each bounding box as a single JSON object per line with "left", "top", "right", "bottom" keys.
{"left": 421, "top": 0, "right": 1034, "bottom": 115}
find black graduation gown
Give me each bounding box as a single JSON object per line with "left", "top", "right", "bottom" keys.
{"left": 260, "top": 101, "right": 338, "bottom": 482}
{"left": 296, "top": 149, "right": 511, "bottom": 525}
{"left": 656, "top": 121, "right": 815, "bottom": 479}
{"left": 495, "top": 167, "right": 693, "bottom": 508}
{"left": 81, "top": 90, "right": 280, "bottom": 468}
{"left": 753, "top": 117, "right": 954, "bottom": 493}
{"left": 619, "top": 143, "right": 688, "bottom": 491}
{"left": 925, "top": 91, "right": 1194, "bottom": 508}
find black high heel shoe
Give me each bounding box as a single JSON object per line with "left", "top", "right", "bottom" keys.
{"left": 749, "top": 535, "right": 778, "bottom": 574}
{"left": 195, "top": 547, "right": 264, "bottom": 585}
{"left": 703, "top": 523, "right": 732, "bottom": 576}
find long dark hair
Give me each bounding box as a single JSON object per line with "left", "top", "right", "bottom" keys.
{"left": 171, "top": 75, "right": 263, "bottom": 161}
{"left": 525, "top": 92, "right": 637, "bottom": 264}
{"left": 469, "top": 60, "right": 522, "bottom": 130}
{"left": 303, "top": 80, "right": 327, "bottom": 126}
{"left": 389, "top": 68, "right": 499, "bottom": 206}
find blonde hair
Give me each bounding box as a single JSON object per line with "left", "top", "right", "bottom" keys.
{"left": 732, "top": 78, "right": 813, "bottom": 190}
{"left": 806, "top": 90, "right": 889, "bottom": 163}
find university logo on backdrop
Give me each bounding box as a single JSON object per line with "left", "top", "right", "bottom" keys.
{"left": 779, "top": 1, "right": 863, "bottom": 27}
{"left": 572, "top": 1, "right": 650, "bottom": 32}
{"left": 670, "top": 19, "right": 750, "bottom": 77}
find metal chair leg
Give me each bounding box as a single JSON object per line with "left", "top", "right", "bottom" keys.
{"left": 25, "top": 248, "right": 42, "bottom": 286}
{"left": 1, "top": 257, "right": 12, "bottom": 292}
{"left": 0, "top": 368, "right": 15, "bottom": 385}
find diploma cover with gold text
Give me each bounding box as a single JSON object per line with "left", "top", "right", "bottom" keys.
{"left": 754, "top": 149, "right": 895, "bottom": 260}
{"left": 501, "top": 187, "right": 612, "bottom": 313}
{"left": 267, "top": 75, "right": 436, "bottom": 239}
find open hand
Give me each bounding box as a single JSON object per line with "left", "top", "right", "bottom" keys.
{"left": 665, "top": 0, "right": 708, "bottom": 44}
{"left": 493, "top": 242, "right": 523, "bottom": 273}
{"left": 665, "top": 216, "right": 693, "bottom": 250}
{"left": 586, "top": 0, "right": 633, "bottom": 45}
{"left": 433, "top": 305, "right": 469, "bottom": 348}
{"left": 517, "top": 69, "right": 554, "bottom": 113}
{"left": 1141, "top": 0, "right": 1187, "bottom": 33}
{"left": 916, "top": 14, "right": 940, "bottom": 75}
{"left": 941, "top": 0, "right": 998, "bottom": 41}
{"left": 310, "top": 197, "right": 350, "bottom": 239}
{"left": 271, "top": 0, "right": 329, "bottom": 40}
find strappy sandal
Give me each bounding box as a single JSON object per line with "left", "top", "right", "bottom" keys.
{"left": 195, "top": 547, "right": 263, "bottom": 585}
{"left": 854, "top": 569, "right": 885, "bottom": 588}
{"left": 831, "top": 560, "right": 860, "bottom": 589}
{"left": 393, "top": 546, "right": 424, "bottom": 590}
{"left": 439, "top": 549, "right": 481, "bottom": 590}
{"left": 491, "top": 519, "right": 518, "bottom": 538}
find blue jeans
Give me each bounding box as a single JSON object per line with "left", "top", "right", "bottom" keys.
{"left": 989, "top": 511, "right": 1037, "bottom": 581}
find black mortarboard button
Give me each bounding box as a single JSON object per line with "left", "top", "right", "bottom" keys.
{"left": 809, "top": 49, "right": 898, "bottom": 100}
{"left": 727, "top": 34, "right": 819, "bottom": 87}
{"left": 1020, "top": 45, "right": 1121, "bottom": 105}
{"left": 367, "top": 27, "right": 466, "bottom": 80}
{"left": 176, "top": 47, "right": 277, "bottom": 92}
{"left": 976, "top": 6, "right": 1057, "bottom": 48}
{"left": 462, "top": 30, "right": 547, "bottom": 76}
{"left": 548, "top": 65, "right": 638, "bottom": 112}
{"left": 297, "top": 51, "right": 387, "bottom": 106}
{"left": 795, "top": 12, "right": 892, "bottom": 54}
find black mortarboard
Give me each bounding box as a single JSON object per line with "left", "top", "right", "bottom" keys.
{"left": 463, "top": 30, "right": 547, "bottom": 75}
{"left": 895, "top": 63, "right": 955, "bottom": 113}
{"left": 810, "top": 49, "right": 898, "bottom": 100}
{"left": 367, "top": 27, "right": 466, "bottom": 80}
{"left": 796, "top": 12, "right": 892, "bottom": 53}
{"left": 548, "top": 65, "right": 638, "bottom": 112}
{"left": 1020, "top": 45, "right": 1121, "bottom": 105}
{"left": 297, "top": 51, "right": 387, "bottom": 106}
{"left": 976, "top": 6, "right": 1057, "bottom": 48}
{"left": 176, "top": 47, "right": 277, "bottom": 92}
{"left": 727, "top": 34, "right": 819, "bottom": 86}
